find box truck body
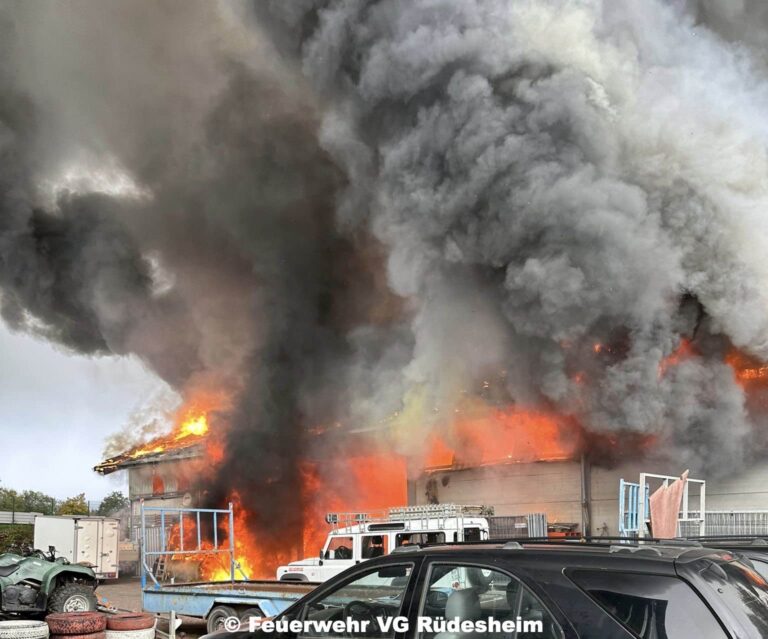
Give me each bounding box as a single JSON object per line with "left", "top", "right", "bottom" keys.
{"left": 33, "top": 515, "right": 120, "bottom": 580}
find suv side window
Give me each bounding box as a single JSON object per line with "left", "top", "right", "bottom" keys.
{"left": 395, "top": 532, "right": 445, "bottom": 547}
{"left": 325, "top": 536, "right": 353, "bottom": 560}
{"left": 419, "top": 563, "right": 563, "bottom": 639}
{"left": 570, "top": 570, "right": 727, "bottom": 639}
{"left": 299, "top": 563, "right": 414, "bottom": 638}
{"left": 362, "top": 535, "right": 388, "bottom": 559}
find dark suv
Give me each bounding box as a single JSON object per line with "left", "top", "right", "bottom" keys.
{"left": 228, "top": 540, "right": 768, "bottom": 639}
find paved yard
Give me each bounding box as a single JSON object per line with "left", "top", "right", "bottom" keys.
{"left": 97, "top": 577, "right": 207, "bottom": 638}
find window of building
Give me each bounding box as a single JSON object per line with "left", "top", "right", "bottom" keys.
{"left": 570, "top": 570, "right": 727, "bottom": 639}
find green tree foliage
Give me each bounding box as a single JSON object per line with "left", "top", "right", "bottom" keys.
{"left": 56, "top": 493, "right": 89, "bottom": 516}
{"left": 97, "top": 491, "right": 128, "bottom": 516}
{"left": 0, "top": 488, "right": 57, "bottom": 515}
{"left": 0, "top": 525, "right": 34, "bottom": 554}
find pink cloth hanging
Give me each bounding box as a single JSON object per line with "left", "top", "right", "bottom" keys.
{"left": 649, "top": 470, "right": 689, "bottom": 538}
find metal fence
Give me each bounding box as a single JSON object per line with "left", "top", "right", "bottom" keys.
{"left": 679, "top": 511, "right": 768, "bottom": 537}
{"left": 489, "top": 513, "right": 548, "bottom": 539}
{"left": 0, "top": 511, "right": 41, "bottom": 525}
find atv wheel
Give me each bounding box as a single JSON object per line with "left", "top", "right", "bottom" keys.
{"left": 47, "top": 584, "right": 97, "bottom": 613}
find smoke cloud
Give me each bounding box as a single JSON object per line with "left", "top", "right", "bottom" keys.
{"left": 4, "top": 0, "right": 768, "bottom": 557}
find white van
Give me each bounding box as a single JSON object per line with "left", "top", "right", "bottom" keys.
{"left": 276, "top": 504, "right": 489, "bottom": 582}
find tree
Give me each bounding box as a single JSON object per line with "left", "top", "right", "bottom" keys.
{"left": 57, "top": 494, "right": 89, "bottom": 516}
{"left": 97, "top": 491, "right": 129, "bottom": 516}
{"left": 0, "top": 488, "right": 56, "bottom": 515}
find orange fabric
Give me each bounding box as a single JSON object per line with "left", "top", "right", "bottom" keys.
{"left": 649, "top": 470, "right": 689, "bottom": 538}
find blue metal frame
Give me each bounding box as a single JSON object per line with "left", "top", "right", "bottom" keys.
{"left": 140, "top": 501, "right": 236, "bottom": 590}
{"left": 618, "top": 480, "right": 650, "bottom": 537}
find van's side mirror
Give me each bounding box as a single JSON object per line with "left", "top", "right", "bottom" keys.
{"left": 319, "top": 548, "right": 324, "bottom": 564}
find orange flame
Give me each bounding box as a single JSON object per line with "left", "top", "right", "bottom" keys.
{"left": 726, "top": 348, "right": 768, "bottom": 385}
{"left": 423, "top": 404, "right": 580, "bottom": 469}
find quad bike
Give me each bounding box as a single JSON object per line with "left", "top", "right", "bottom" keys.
{"left": 0, "top": 546, "right": 97, "bottom": 615}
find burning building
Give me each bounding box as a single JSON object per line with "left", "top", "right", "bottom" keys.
{"left": 7, "top": 0, "right": 768, "bottom": 580}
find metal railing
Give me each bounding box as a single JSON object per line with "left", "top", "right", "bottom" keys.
{"left": 140, "top": 501, "right": 236, "bottom": 589}
{"left": 619, "top": 473, "right": 706, "bottom": 537}
{"left": 679, "top": 511, "right": 768, "bottom": 537}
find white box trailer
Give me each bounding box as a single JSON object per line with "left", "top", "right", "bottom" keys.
{"left": 33, "top": 515, "right": 120, "bottom": 580}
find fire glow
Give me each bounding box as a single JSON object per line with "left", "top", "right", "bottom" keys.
{"left": 127, "top": 410, "right": 209, "bottom": 460}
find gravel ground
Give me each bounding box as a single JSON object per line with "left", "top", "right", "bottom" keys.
{"left": 97, "top": 577, "right": 207, "bottom": 639}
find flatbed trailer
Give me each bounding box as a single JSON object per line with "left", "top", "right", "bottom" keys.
{"left": 142, "top": 579, "right": 316, "bottom": 620}
{"left": 140, "top": 503, "right": 318, "bottom": 633}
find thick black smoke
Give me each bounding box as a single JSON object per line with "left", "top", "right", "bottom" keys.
{"left": 4, "top": 0, "right": 768, "bottom": 560}
{"left": 252, "top": 0, "right": 768, "bottom": 473}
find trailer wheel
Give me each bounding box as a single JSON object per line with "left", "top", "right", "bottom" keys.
{"left": 206, "top": 606, "right": 237, "bottom": 634}
{"left": 238, "top": 608, "right": 263, "bottom": 629}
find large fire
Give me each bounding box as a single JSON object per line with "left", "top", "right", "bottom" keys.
{"left": 128, "top": 409, "right": 210, "bottom": 460}
{"left": 117, "top": 337, "right": 768, "bottom": 582}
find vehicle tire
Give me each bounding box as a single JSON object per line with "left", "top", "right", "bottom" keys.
{"left": 105, "top": 615, "right": 154, "bottom": 632}
{"left": 46, "top": 613, "right": 106, "bottom": 635}
{"left": 47, "top": 584, "right": 98, "bottom": 613}
{"left": 206, "top": 606, "right": 237, "bottom": 635}
{"left": 238, "top": 608, "right": 263, "bottom": 629}
{"left": 0, "top": 621, "right": 49, "bottom": 639}
{"left": 51, "top": 633, "right": 106, "bottom": 639}
{"left": 105, "top": 629, "right": 154, "bottom": 639}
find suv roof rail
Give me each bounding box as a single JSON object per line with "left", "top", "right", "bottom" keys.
{"left": 502, "top": 541, "right": 523, "bottom": 550}
{"left": 609, "top": 545, "right": 664, "bottom": 556}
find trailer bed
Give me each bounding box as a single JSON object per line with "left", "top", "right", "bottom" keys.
{"left": 143, "top": 580, "right": 318, "bottom": 619}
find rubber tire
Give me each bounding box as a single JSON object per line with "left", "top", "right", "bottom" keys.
{"left": 238, "top": 607, "right": 262, "bottom": 622}
{"left": 0, "top": 621, "right": 49, "bottom": 639}
{"left": 105, "top": 616, "right": 154, "bottom": 632}
{"left": 51, "top": 633, "right": 105, "bottom": 639}
{"left": 105, "top": 629, "right": 154, "bottom": 639}
{"left": 47, "top": 584, "right": 98, "bottom": 613}
{"left": 46, "top": 613, "right": 106, "bottom": 635}
{"left": 206, "top": 606, "right": 237, "bottom": 635}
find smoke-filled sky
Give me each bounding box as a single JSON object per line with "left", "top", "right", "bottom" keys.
{"left": 3, "top": 0, "right": 768, "bottom": 520}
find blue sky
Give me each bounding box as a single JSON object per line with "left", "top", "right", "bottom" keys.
{"left": 0, "top": 323, "right": 164, "bottom": 501}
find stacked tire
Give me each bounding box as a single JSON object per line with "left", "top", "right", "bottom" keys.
{"left": 105, "top": 615, "right": 155, "bottom": 639}
{"left": 46, "top": 612, "right": 106, "bottom": 639}
{"left": 0, "top": 621, "right": 50, "bottom": 639}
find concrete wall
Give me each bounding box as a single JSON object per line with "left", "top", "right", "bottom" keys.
{"left": 412, "top": 459, "right": 768, "bottom": 536}
{"left": 412, "top": 461, "right": 583, "bottom": 526}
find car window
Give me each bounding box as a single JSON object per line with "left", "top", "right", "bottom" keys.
{"left": 570, "top": 570, "right": 727, "bottom": 639}
{"left": 463, "top": 527, "right": 481, "bottom": 542}
{"left": 325, "top": 536, "right": 353, "bottom": 560}
{"left": 419, "top": 563, "right": 562, "bottom": 639}
{"left": 395, "top": 532, "right": 445, "bottom": 547}
{"left": 299, "top": 563, "right": 413, "bottom": 638}
{"left": 362, "top": 535, "right": 388, "bottom": 559}
{"left": 748, "top": 557, "right": 768, "bottom": 581}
